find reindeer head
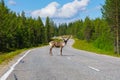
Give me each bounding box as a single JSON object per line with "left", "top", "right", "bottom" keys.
{"left": 62, "top": 35, "right": 71, "bottom": 45}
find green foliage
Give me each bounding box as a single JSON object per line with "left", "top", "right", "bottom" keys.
{"left": 61, "top": 17, "right": 115, "bottom": 54}
{"left": 44, "top": 17, "right": 57, "bottom": 42}
{"left": 0, "top": 44, "right": 46, "bottom": 64}
{"left": 64, "top": 15, "right": 115, "bottom": 54}
{"left": 0, "top": 1, "right": 57, "bottom": 53}
{"left": 58, "top": 23, "right": 68, "bottom": 35}
{"left": 0, "top": 49, "right": 26, "bottom": 64}
{"left": 93, "top": 19, "right": 113, "bottom": 51}
{"left": 73, "top": 39, "right": 119, "bottom": 57}
{"left": 102, "top": 0, "right": 120, "bottom": 54}
{"left": 82, "top": 17, "right": 94, "bottom": 42}
{"left": 93, "top": 34, "right": 113, "bottom": 51}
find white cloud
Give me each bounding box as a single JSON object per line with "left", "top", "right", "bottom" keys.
{"left": 31, "top": 0, "right": 90, "bottom": 18}
{"left": 31, "top": 2, "right": 59, "bottom": 18}
{"left": 8, "top": 0, "right": 16, "bottom": 5}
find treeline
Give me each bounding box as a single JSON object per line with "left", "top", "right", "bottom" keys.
{"left": 0, "top": 0, "right": 57, "bottom": 52}
{"left": 58, "top": 17, "right": 113, "bottom": 51}
{"left": 58, "top": 0, "right": 120, "bottom": 54}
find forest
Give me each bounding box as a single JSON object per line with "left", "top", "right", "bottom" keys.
{"left": 0, "top": 0, "right": 120, "bottom": 55}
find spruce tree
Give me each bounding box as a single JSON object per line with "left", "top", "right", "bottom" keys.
{"left": 102, "top": 0, "right": 120, "bottom": 54}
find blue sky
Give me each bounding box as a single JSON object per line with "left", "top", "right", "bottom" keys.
{"left": 4, "top": 0, "right": 105, "bottom": 24}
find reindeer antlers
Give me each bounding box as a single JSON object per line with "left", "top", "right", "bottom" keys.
{"left": 61, "top": 35, "right": 71, "bottom": 41}
{"left": 66, "top": 35, "right": 71, "bottom": 41}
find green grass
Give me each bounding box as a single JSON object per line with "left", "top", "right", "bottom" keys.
{"left": 0, "top": 49, "right": 26, "bottom": 64}
{"left": 72, "top": 39, "right": 120, "bottom": 57}
{"left": 0, "top": 44, "right": 46, "bottom": 64}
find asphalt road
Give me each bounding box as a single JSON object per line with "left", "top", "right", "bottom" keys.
{"left": 1, "top": 39, "right": 120, "bottom": 80}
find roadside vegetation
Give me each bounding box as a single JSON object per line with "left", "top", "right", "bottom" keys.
{"left": 0, "top": 44, "right": 47, "bottom": 64}
{"left": 0, "top": 49, "right": 26, "bottom": 64}
{"left": 73, "top": 39, "right": 120, "bottom": 57}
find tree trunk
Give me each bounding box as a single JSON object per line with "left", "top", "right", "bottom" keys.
{"left": 116, "top": 27, "right": 119, "bottom": 54}
{"left": 115, "top": 0, "right": 120, "bottom": 54}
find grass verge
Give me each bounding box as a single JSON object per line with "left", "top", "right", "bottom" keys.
{"left": 72, "top": 39, "right": 120, "bottom": 57}
{"left": 0, "top": 49, "right": 26, "bottom": 64}
{"left": 0, "top": 44, "right": 47, "bottom": 64}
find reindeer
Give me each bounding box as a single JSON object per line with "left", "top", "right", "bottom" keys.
{"left": 49, "top": 36, "right": 71, "bottom": 56}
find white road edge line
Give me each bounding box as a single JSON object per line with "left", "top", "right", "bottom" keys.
{"left": 88, "top": 66, "right": 100, "bottom": 72}
{"left": 0, "top": 50, "right": 31, "bottom": 80}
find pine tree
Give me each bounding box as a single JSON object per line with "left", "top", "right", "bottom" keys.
{"left": 45, "top": 17, "right": 51, "bottom": 42}
{"left": 83, "top": 17, "right": 93, "bottom": 42}
{"left": 102, "top": 0, "right": 120, "bottom": 54}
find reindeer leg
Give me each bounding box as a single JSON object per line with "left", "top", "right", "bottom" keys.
{"left": 60, "top": 47, "right": 63, "bottom": 56}
{"left": 50, "top": 46, "right": 53, "bottom": 56}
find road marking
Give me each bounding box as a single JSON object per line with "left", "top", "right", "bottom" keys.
{"left": 88, "top": 66, "right": 100, "bottom": 72}
{"left": 0, "top": 50, "right": 31, "bottom": 80}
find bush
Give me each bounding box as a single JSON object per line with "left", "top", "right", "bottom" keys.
{"left": 93, "top": 34, "right": 113, "bottom": 51}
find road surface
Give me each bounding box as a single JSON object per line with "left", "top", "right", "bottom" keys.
{"left": 1, "top": 39, "right": 120, "bottom": 80}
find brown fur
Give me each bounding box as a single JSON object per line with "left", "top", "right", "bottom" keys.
{"left": 49, "top": 36, "right": 71, "bottom": 56}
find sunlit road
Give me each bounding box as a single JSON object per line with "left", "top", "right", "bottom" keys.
{"left": 1, "top": 39, "right": 120, "bottom": 80}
